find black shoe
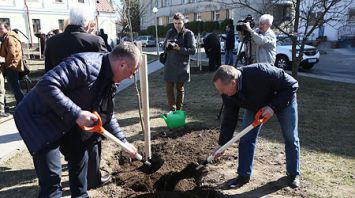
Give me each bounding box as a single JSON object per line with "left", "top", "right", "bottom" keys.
{"left": 226, "top": 176, "right": 250, "bottom": 189}
{"left": 288, "top": 175, "right": 300, "bottom": 188}
{"left": 101, "top": 174, "right": 112, "bottom": 186}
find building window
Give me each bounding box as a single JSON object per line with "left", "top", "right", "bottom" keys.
{"left": 78, "top": 0, "right": 84, "bottom": 3}
{"left": 194, "top": 13, "right": 201, "bottom": 21}
{"left": 58, "top": 19, "right": 64, "bottom": 31}
{"left": 212, "top": 11, "right": 220, "bottom": 21}
{"left": 32, "top": 19, "right": 41, "bottom": 33}
{"left": 349, "top": 8, "right": 355, "bottom": 22}
{"left": 0, "top": 18, "right": 10, "bottom": 26}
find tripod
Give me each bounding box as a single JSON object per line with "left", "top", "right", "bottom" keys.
{"left": 216, "top": 33, "right": 252, "bottom": 120}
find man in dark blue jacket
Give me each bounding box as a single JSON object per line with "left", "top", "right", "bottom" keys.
{"left": 44, "top": 6, "right": 109, "bottom": 190}
{"left": 212, "top": 64, "right": 300, "bottom": 189}
{"left": 14, "top": 42, "right": 141, "bottom": 198}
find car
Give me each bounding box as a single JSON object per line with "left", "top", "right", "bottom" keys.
{"left": 275, "top": 35, "right": 320, "bottom": 70}
{"left": 159, "top": 41, "right": 164, "bottom": 47}
{"left": 135, "top": 35, "right": 156, "bottom": 47}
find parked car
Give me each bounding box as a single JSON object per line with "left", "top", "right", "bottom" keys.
{"left": 159, "top": 41, "right": 164, "bottom": 47}
{"left": 135, "top": 35, "right": 156, "bottom": 47}
{"left": 275, "top": 35, "right": 320, "bottom": 70}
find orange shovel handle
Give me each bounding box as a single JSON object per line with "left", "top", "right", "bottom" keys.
{"left": 79, "top": 111, "right": 104, "bottom": 134}
{"left": 252, "top": 109, "right": 271, "bottom": 127}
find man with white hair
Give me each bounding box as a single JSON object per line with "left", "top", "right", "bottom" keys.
{"left": 44, "top": 5, "right": 109, "bottom": 191}
{"left": 244, "top": 14, "right": 277, "bottom": 64}
{"left": 44, "top": 6, "right": 106, "bottom": 72}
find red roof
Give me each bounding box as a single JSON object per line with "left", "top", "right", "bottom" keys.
{"left": 96, "top": 0, "right": 114, "bottom": 13}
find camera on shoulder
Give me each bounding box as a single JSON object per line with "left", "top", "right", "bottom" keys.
{"left": 236, "top": 15, "right": 255, "bottom": 35}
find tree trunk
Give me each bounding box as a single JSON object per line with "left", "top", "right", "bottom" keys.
{"left": 291, "top": 0, "right": 301, "bottom": 79}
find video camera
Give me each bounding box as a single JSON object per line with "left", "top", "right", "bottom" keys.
{"left": 236, "top": 15, "right": 255, "bottom": 36}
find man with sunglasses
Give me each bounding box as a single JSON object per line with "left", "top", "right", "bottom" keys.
{"left": 14, "top": 42, "right": 141, "bottom": 198}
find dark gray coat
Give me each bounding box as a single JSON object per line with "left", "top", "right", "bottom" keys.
{"left": 163, "top": 27, "right": 196, "bottom": 83}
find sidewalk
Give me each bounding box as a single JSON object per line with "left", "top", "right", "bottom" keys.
{"left": 0, "top": 60, "right": 164, "bottom": 163}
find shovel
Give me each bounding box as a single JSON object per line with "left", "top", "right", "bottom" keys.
{"left": 195, "top": 109, "right": 271, "bottom": 170}
{"left": 79, "top": 111, "right": 163, "bottom": 174}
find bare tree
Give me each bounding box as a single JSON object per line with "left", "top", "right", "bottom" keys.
{"left": 218, "top": 0, "right": 353, "bottom": 78}
{"left": 114, "top": 0, "right": 149, "bottom": 40}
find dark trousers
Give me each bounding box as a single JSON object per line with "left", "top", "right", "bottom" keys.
{"left": 165, "top": 81, "right": 185, "bottom": 110}
{"left": 5, "top": 69, "right": 24, "bottom": 104}
{"left": 87, "top": 142, "right": 102, "bottom": 189}
{"left": 33, "top": 140, "right": 92, "bottom": 198}
{"left": 207, "top": 50, "right": 221, "bottom": 72}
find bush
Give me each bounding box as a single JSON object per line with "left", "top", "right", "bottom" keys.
{"left": 185, "top": 21, "right": 204, "bottom": 34}
{"left": 203, "top": 21, "right": 220, "bottom": 33}
{"left": 140, "top": 20, "right": 226, "bottom": 37}
{"left": 220, "top": 19, "right": 234, "bottom": 32}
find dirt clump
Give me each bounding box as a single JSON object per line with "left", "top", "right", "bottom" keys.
{"left": 108, "top": 128, "right": 221, "bottom": 197}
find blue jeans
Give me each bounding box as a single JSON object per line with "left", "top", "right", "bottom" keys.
{"left": 33, "top": 141, "right": 90, "bottom": 198}
{"left": 237, "top": 97, "right": 300, "bottom": 177}
{"left": 5, "top": 69, "right": 24, "bottom": 104}
{"left": 225, "top": 49, "right": 234, "bottom": 65}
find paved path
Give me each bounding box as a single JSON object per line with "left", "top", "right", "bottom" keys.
{"left": 0, "top": 60, "right": 164, "bottom": 163}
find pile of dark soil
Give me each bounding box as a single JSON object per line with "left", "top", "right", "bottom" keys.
{"left": 109, "top": 128, "right": 226, "bottom": 197}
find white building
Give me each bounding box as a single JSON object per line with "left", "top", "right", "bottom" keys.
{"left": 0, "top": 0, "right": 118, "bottom": 46}
{"left": 140, "top": 0, "right": 233, "bottom": 30}
{"left": 139, "top": 0, "right": 293, "bottom": 34}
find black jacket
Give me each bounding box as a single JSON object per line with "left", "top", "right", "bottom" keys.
{"left": 44, "top": 25, "right": 107, "bottom": 72}
{"left": 14, "top": 53, "right": 126, "bottom": 155}
{"left": 203, "top": 33, "right": 221, "bottom": 54}
{"left": 219, "top": 63, "right": 298, "bottom": 145}
{"left": 223, "top": 30, "right": 235, "bottom": 50}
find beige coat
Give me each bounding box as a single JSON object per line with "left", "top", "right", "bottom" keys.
{"left": 0, "top": 31, "right": 24, "bottom": 72}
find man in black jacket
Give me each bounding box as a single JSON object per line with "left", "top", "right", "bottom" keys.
{"left": 44, "top": 6, "right": 108, "bottom": 189}
{"left": 203, "top": 33, "right": 221, "bottom": 72}
{"left": 212, "top": 64, "right": 300, "bottom": 189}
{"left": 98, "top": 28, "right": 112, "bottom": 52}
{"left": 222, "top": 24, "right": 235, "bottom": 65}
{"left": 44, "top": 8, "right": 107, "bottom": 72}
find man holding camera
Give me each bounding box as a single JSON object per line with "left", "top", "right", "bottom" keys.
{"left": 239, "top": 14, "right": 276, "bottom": 65}
{"left": 163, "top": 12, "right": 196, "bottom": 111}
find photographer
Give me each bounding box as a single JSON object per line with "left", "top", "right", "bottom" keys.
{"left": 163, "top": 12, "right": 196, "bottom": 111}
{"left": 240, "top": 14, "right": 276, "bottom": 64}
